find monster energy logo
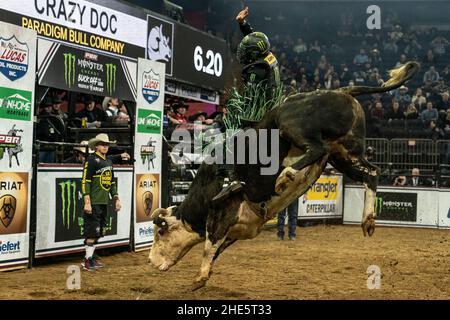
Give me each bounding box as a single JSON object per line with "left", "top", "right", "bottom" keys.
{"left": 105, "top": 63, "right": 117, "bottom": 95}
{"left": 63, "top": 53, "right": 76, "bottom": 88}
{"left": 257, "top": 40, "right": 266, "bottom": 51}
{"left": 374, "top": 196, "right": 383, "bottom": 215}
{"left": 59, "top": 180, "right": 77, "bottom": 229}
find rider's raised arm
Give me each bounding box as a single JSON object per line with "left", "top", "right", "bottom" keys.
{"left": 236, "top": 6, "right": 253, "bottom": 36}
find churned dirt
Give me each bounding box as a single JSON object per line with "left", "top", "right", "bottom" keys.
{"left": 0, "top": 225, "right": 449, "bottom": 300}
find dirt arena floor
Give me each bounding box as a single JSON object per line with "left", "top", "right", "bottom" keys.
{"left": 0, "top": 225, "right": 449, "bottom": 300}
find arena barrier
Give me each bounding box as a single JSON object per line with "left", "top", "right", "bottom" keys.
{"left": 343, "top": 184, "right": 450, "bottom": 229}
{"left": 34, "top": 164, "right": 133, "bottom": 257}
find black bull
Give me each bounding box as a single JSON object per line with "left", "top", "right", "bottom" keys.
{"left": 149, "top": 61, "right": 419, "bottom": 290}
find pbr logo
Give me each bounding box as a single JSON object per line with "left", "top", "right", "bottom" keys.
{"left": 0, "top": 194, "right": 16, "bottom": 228}
{"left": 0, "top": 125, "right": 23, "bottom": 168}
{"left": 0, "top": 36, "right": 29, "bottom": 81}
{"left": 140, "top": 138, "right": 157, "bottom": 170}
{"left": 142, "top": 70, "right": 161, "bottom": 104}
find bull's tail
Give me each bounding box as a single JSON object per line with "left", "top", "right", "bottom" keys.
{"left": 340, "top": 61, "right": 420, "bottom": 97}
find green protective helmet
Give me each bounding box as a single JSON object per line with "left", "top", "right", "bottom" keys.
{"left": 237, "top": 31, "right": 270, "bottom": 65}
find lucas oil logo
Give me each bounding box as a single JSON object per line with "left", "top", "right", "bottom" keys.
{"left": 0, "top": 36, "right": 29, "bottom": 81}
{"left": 142, "top": 69, "right": 160, "bottom": 104}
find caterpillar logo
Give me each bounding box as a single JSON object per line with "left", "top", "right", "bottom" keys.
{"left": 63, "top": 53, "right": 76, "bottom": 88}
{"left": 105, "top": 63, "right": 116, "bottom": 95}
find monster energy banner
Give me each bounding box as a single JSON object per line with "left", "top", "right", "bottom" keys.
{"left": 134, "top": 58, "right": 165, "bottom": 250}
{"left": 0, "top": 22, "right": 36, "bottom": 270}
{"left": 374, "top": 192, "right": 417, "bottom": 222}
{"left": 55, "top": 178, "right": 118, "bottom": 242}
{"left": 35, "top": 166, "right": 132, "bottom": 257}
{"left": 38, "top": 42, "right": 136, "bottom": 101}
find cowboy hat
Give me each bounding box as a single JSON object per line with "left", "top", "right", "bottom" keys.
{"left": 88, "top": 133, "right": 117, "bottom": 149}
{"left": 41, "top": 97, "right": 53, "bottom": 108}
{"left": 74, "top": 140, "right": 94, "bottom": 153}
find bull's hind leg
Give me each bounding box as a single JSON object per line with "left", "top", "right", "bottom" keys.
{"left": 329, "top": 153, "right": 380, "bottom": 237}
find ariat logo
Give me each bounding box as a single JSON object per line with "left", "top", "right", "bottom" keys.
{"left": 142, "top": 191, "right": 153, "bottom": 216}
{"left": 0, "top": 194, "right": 16, "bottom": 228}
{"left": 63, "top": 53, "right": 76, "bottom": 88}
{"left": 105, "top": 63, "right": 116, "bottom": 95}
{"left": 59, "top": 180, "right": 78, "bottom": 229}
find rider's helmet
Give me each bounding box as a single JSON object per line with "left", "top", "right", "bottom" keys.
{"left": 236, "top": 31, "right": 270, "bottom": 65}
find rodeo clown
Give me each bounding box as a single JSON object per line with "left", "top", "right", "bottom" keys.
{"left": 212, "top": 6, "right": 282, "bottom": 205}
{"left": 81, "top": 133, "right": 122, "bottom": 271}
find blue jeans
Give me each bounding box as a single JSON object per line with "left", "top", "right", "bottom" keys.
{"left": 277, "top": 200, "right": 298, "bottom": 239}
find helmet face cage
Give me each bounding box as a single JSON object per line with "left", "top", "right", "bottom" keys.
{"left": 237, "top": 32, "right": 270, "bottom": 65}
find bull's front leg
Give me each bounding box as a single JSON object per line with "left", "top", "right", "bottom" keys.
{"left": 192, "top": 233, "right": 227, "bottom": 291}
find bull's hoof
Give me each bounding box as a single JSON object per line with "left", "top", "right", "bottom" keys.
{"left": 361, "top": 215, "right": 376, "bottom": 237}
{"left": 191, "top": 278, "right": 208, "bottom": 291}
{"left": 275, "top": 167, "right": 298, "bottom": 194}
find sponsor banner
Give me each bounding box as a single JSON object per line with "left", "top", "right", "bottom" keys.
{"left": 298, "top": 175, "right": 343, "bottom": 219}
{"left": 38, "top": 43, "right": 136, "bottom": 100}
{"left": 0, "top": 0, "right": 147, "bottom": 58}
{"left": 134, "top": 58, "right": 164, "bottom": 249}
{"left": 0, "top": 120, "right": 34, "bottom": 172}
{"left": 165, "top": 80, "right": 219, "bottom": 105}
{"left": 0, "top": 171, "right": 30, "bottom": 267}
{"left": 135, "top": 174, "right": 160, "bottom": 223}
{"left": 343, "top": 185, "right": 438, "bottom": 228}
{"left": 134, "top": 173, "right": 160, "bottom": 247}
{"left": 375, "top": 192, "right": 417, "bottom": 222}
{"left": 35, "top": 166, "right": 132, "bottom": 256}
{"left": 137, "top": 109, "right": 162, "bottom": 134}
{"left": 437, "top": 189, "right": 450, "bottom": 228}
{"left": 54, "top": 178, "right": 118, "bottom": 242}
{"left": 0, "top": 172, "right": 28, "bottom": 235}
{"left": 0, "top": 22, "right": 36, "bottom": 269}
{"left": 0, "top": 86, "right": 32, "bottom": 121}
{"left": 135, "top": 134, "right": 162, "bottom": 174}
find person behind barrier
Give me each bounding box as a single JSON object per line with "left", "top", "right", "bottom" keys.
{"left": 81, "top": 134, "right": 122, "bottom": 271}
{"left": 277, "top": 200, "right": 298, "bottom": 241}
{"left": 75, "top": 96, "right": 106, "bottom": 128}
{"left": 63, "top": 140, "right": 92, "bottom": 164}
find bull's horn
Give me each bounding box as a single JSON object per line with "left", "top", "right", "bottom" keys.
{"left": 151, "top": 208, "right": 168, "bottom": 220}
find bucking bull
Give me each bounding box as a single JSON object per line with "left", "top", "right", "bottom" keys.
{"left": 149, "top": 61, "right": 420, "bottom": 290}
